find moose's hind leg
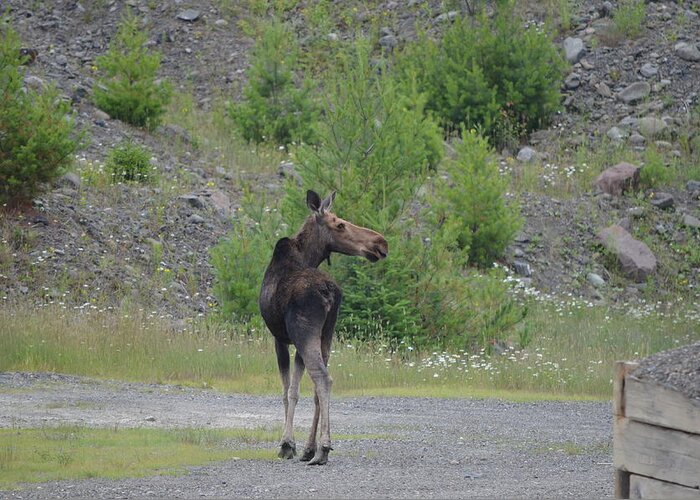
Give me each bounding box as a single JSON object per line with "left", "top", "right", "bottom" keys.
{"left": 278, "top": 350, "right": 305, "bottom": 459}
{"left": 275, "top": 339, "right": 297, "bottom": 459}
{"left": 300, "top": 391, "right": 320, "bottom": 461}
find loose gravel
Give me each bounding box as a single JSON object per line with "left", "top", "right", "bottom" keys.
{"left": 0, "top": 372, "right": 613, "bottom": 498}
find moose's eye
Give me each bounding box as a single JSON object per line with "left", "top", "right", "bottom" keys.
{"left": 337, "top": 222, "right": 346, "bottom": 231}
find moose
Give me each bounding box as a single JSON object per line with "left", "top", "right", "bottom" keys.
{"left": 259, "top": 190, "right": 388, "bottom": 465}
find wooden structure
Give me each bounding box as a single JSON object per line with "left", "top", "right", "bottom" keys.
{"left": 614, "top": 361, "right": 700, "bottom": 498}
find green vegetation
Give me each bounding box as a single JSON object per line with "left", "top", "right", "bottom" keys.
{"left": 1, "top": 300, "right": 696, "bottom": 399}
{"left": 0, "top": 26, "right": 79, "bottom": 205}
{"left": 93, "top": 13, "right": 171, "bottom": 130}
{"left": 427, "top": 129, "right": 522, "bottom": 267}
{"left": 1, "top": 1, "right": 699, "bottom": 417}
{"left": 105, "top": 141, "right": 155, "bottom": 183}
{"left": 0, "top": 425, "right": 277, "bottom": 489}
{"left": 395, "top": 1, "right": 566, "bottom": 149}
{"left": 0, "top": 423, "right": 395, "bottom": 489}
{"left": 612, "top": 0, "right": 647, "bottom": 39}
{"left": 230, "top": 19, "right": 318, "bottom": 146}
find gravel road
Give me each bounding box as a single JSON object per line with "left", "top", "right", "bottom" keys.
{"left": 0, "top": 372, "right": 613, "bottom": 498}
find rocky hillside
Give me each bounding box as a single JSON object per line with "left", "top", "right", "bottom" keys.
{"left": 1, "top": 0, "right": 699, "bottom": 324}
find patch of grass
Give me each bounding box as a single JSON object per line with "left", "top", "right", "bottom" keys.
{"left": 1, "top": 300, "right": 697, "bottom": 400}
{"left": 0, "top": 425, "right": 278, "bottom": 490}
{"left": 164, "top": 90, "right": 286, "bottom": 179}
{"left": 612, "top": 0, "right": 646, "bottom": 39}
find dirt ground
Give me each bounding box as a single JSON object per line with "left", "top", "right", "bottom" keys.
{"left": 0, "top": 372, "right": 613, "bottom": 499}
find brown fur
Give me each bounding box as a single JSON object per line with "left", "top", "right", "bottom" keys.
{"left": 259, "top": 190, "right": 388, "bottom": 465}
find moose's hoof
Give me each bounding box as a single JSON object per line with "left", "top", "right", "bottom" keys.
{"left": 278, "top": 441, "right": 297, "bottom": 459}
{"left": 299, "top": 447, "right": 316, "bottom": 462}
{"left": 306, "top": 445, "right": 332, "bottom": 466}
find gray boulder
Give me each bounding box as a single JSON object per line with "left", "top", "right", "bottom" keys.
{"left": 594, "top": 162, "right": 640, "bottom": 196}
{"left": 638, "top": 116, "right": 667, "bottom": 138}
{"left": 682, "top": 213, "right": 700, "bottom": 229}
{"left": 563, "top": 37, "right": 585, "bottom": 64}
{"left": 618, "top": 82, "right": 651, "bottom": 104}
{"left": 675, "top": 41, "right": 700, "bottom": 62}
{"left": 517, "top": 147, "right": 537, "bottom": 163}
{"left": 649, "top": 192, "right": 674, "bottom": 210}
{"left": 598, "top": 225, "right": 656, "bottom": 281}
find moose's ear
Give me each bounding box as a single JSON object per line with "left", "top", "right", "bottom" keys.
{"left": 306, "top": 190, "right": 322, "bottom": 212}
{"left": 320, "top": 191, "right": 336, "bottom": 213}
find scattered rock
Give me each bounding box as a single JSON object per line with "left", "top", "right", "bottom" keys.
{"left": 594, "top": 162, "right": 640, "bottom": 196}
{"left": 617, "top": 82, "right": 651, "bottom": 104}
{"left": 564, "top": 73, "right": 581, "bottom": 90}
{"left": 649, "top": 192, "right": 674, "bottom": 209}
{"left": 674, "top": 41, "right": 700, "bottom": 62}
{"left": 606, "top": 126, "right": 626, "bottom": 142}
{"left": 516, "top": 147, "right": 537, "bottom": 163}
{"left": 628, "top": 133, "right": 646, "bottom": 146}
{"left": 179, "top": 194, "right": 206, "bottom": 209}
{"left": 177, "top": 9, "right": 201, "bottom": 22}
{"left": 681, "top": 213, "right": 700, "bottom": 229}
{"left": 638, "top": 116, "right": 667, "bottom": 138}
{"left": 587, "top": 273, "right": 606, "bottom": 288}
{"left": 597, "top": 225, "right": 656, "bottom": 282}
{"left": 513, "top": 260, "right": 532, "bottom": 277}
{"left": 563, "top": 37, "right": 585, "bottom": 64}
{"left": 58, "top": 172, "right": 82, "bottom": 189}
{"left": 24, "top": 75, "right": 45, "bottom": 90}
{"left": 639, "top": 63, "right": 658, "bottom": 78}
{"left": 187, "top": 214, "right": 206, "bottom": 225}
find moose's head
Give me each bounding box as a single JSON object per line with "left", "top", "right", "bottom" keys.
{"left": 306, "top": 190, "right": 388, "bottom": 263}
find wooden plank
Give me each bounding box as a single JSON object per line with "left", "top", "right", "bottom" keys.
{"left": 614, "top": 417, "right": 700, "bottom": 489}
{"left": 630, "top": 474, "right": 700, "bottom": 499}
{"left": 615, "top": 469, "right": 631, "bottom": 499}
{"left": 614, "top": 361, "right": 639, "bottom": 417}
{"left": 625, "top": 375, "right": 700, "bottom": 435}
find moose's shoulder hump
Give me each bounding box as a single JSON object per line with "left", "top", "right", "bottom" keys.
{"left": 272, "top": 237, "right": 294, "bottom": 259}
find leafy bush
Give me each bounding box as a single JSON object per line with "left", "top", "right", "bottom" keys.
{"left": 0, "top": 26, "right": 78, "bottom": 205}
{"left": 93, "top": 13, "right": 171, "bottom": 130}
{"left": 210, "top": 191, "right": 286, "bottom": 322}
{"left": 105, "top": 142, "right": 155, "bottom": 183}
{"left": 427, "top": 129, "right": 522, "bottom": 268}
{"left": 230, "top": 20, "right": 318, "bottom": 146}
{"left": 282, "top": 41, "right": 443, "bottom": 229}
{"left": 395, "top": 1, "right": 565, "bottom": 148}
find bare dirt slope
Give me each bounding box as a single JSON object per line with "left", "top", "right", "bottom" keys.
{"left": 0, "top": 372, "right": 612, "bottom": 499}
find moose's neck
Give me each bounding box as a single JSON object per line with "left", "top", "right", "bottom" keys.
{"left": 292, "top": 218, "right": 329, "bottom": 269}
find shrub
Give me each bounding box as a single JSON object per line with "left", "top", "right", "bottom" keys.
{"left": 210, "top": 191, "right": 286, "bottom": 322}
{"left": 395, "top": 1, "right": 565, "bottom": 148}
{"left": 93, "top": 13, "right": 171, "bottom": 130}
{"left": 230, "top": 20, "right": 318, "bottom": 146}
{"left": 282, "top": 40, "right": 443, "bottom": 229}
{"left": 105, "top": 142, "right": 155, "bottom": 183}
{"left": 0, "top": 26, "right": 78, "bottom": 205}
{"left": 427, "top": 129, "right": 522, "bottom": 268}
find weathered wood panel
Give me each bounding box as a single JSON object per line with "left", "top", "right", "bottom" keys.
{"left": 630, "top": 474, "right": 700, "bottom": 499}
{"left": 624, "top": 375, "right": 700, "bottom": 435}
{"left": 614, "top": 361, "right": 639, "bottom": 417}
{"left": 614, "top": 418, "right": 700, "bottom": 489}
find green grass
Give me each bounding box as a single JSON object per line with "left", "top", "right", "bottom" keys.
{"left": 0, "top": 423, "right": 396, "bottom": 490}
{"left": 0, "top": 299, "right": 697, "bottom": 400}
{"left": 0, "top": 425, "right": 279, "bottom": 490}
